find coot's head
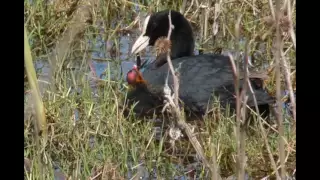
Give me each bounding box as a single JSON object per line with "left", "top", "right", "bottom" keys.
{"left": 131, "top": 9, "right": 194, "bottom": 59}
{"left": 126, "top": 65, "right": 146, "bottom": 86}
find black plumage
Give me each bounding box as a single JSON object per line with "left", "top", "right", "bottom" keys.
{"left": 136, "top": 54, "right": 274, "bottom": 117}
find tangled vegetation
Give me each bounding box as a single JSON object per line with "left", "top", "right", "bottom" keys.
{"left": 24, "top": 0, "right": 296, "bottom": 179}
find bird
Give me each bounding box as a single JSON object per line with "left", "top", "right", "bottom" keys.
{"left": 126, "top": 9, "right": 274, "bottom": 120}
{"left": 124, "top": 55, "right": 163, "bottom": 118}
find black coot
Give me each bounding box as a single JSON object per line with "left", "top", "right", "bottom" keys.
{"left": 127, "top": 9, "right": 274, "bottom": 119}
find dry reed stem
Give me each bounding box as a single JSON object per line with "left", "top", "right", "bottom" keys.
{"left": 268, "top": 0, "right": 275, "bottom": 20}
{"left": 279, "top": 0, "right": 296, "bottom": 124}
{"left": 164, "top": 10, "right": 221, "bottom": 180}
{"left": 24, "top": 27, "right": 48, "bottom": 141}
{"left": 203, "top": 1, "right": 210, "bottom": 50}
{"left": 227, "top": 47, "right": 281, "bottom": 179}
{"left": 285, "top": 0, "right": 296, "bottom": 50}
{"left": 180, "top": 0, "right": 188, "bottom": 14}
{"left": 184, "top": 0, "right": 195, "bottom": 16}
{"left": 233, "top": 14, "right": 246, "bottom": 180}
{"left": 199, "top": 5, "right": 205, "bottom": 54}
{"left": 275, "top": 0, "right": 286, "bottom": 178}
{"left": 282, "top": 0, "right": 296, "bottom": 124}
{"left": 239, "top": 41, "right": 251, "bottom": 180}
{"left": 281, "top": 49, "right": 296, "bottom": 124}
{"left": 25, "top": 27, "right": 48, "bottom": 180}
{"left": 247, "top": 80, "right": 281, "bottom": 179}
{"left": 212, "top": 1, "right": 221, "bottom": 38}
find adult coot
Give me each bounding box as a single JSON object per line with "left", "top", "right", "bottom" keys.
{"left": 127, "top": 9, "right": 274, "bottom": 119}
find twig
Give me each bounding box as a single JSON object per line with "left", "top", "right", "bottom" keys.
{"left": 165, "top": 12, "right": 180, "bottom": 108}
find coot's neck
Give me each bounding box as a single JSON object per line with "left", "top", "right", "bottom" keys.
{"left": 170, "top": 30, "right": 195, "bottom": 59}
{"left": 169, "top": 11, "right": 195, "bottom": 59}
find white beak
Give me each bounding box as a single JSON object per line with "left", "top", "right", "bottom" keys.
{"left": 131, "top": 34, "right": 150, "bottom": 54}
{"left": 131, "top": 15, "right": 151, "bottom": 54}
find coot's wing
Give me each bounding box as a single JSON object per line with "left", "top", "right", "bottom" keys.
{"left": 142, "top": 54, "right": 235, "bottom": 113}
{"left": 215, "top": 80, "right": 275, "bottom": 108}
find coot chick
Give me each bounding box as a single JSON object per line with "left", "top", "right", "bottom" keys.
{"left": 129, "top": 9, "right": 274, "bottom": 119}
{"left": 126, "top": 36, "right": 190, "bottom": 118}
{"left": 125, "top": 56, "right": 164, "bottom": 118}
{"left": 125, "top": 38, "right": 175, "bottom": 118}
